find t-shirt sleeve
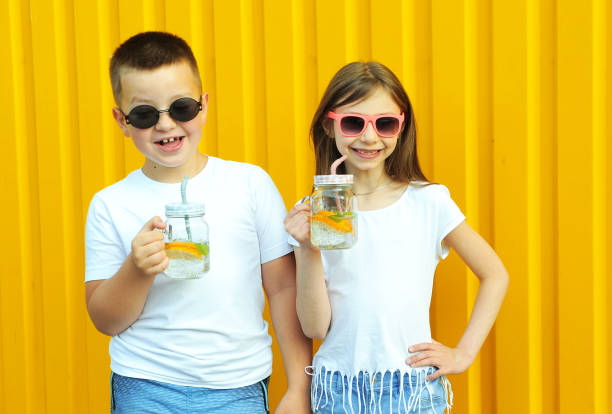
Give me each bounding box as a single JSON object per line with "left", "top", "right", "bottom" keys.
{"left": 252, "top": 168, "right": 293, "bottom": 263}
{"left": 434, "top": 185, "right": 465, "bottom": 259}
{"left": 84, "top": 194, "right": 127, "bottom": 282}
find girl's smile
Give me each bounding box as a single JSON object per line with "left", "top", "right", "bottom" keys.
{"left": 350, "top": 147, "right": 385, "bottom": 159}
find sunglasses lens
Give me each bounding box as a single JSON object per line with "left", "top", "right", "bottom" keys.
{"left": 375, "top": 117, "right": 400, "bottom": 136}
{"left": 169, "top": 98, "right": 201, "bottom": 122}
{"left": 127, "top": 105, "right": 159, "bottom": 129}
{"left": 340, "top": 116, "right": 365, "bottom": 136}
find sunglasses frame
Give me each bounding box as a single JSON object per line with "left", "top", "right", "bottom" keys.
{"left": 121, "top": 97, "right": 203, "bottom": 129}
{"left": 327, "top": 111, "right": 405, "bottom": 138}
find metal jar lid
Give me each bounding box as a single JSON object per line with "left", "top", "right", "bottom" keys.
{"left": 165, "top": 202, "right": 206, "bottom": 217}
{"left": 314, "top": 174, "right": 354, "bottom": 186}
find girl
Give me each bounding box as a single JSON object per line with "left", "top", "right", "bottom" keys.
{"left": 284, "top": 61, "right": 508, "bottom": 413}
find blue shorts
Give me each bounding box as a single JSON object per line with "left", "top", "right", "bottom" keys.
{"left": 311, "top": 367, "right": 452, "bottom": 414}
{"left": 110, "top": 372, "right": 270, "bottom": 414}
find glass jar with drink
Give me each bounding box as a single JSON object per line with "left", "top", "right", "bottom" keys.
{"left": 163, "top": 202, "right": 210, "bottom": 279}
{"left": 310, "top": 174, "right": 357, "bottom": 249}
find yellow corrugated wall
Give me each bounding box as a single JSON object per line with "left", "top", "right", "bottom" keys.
{"left": 0, "top": 0, "right": 609, "bottom": 413}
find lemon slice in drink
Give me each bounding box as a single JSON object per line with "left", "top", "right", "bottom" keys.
{"left": 165, "top": 241, "right": 202, "bottom": 260}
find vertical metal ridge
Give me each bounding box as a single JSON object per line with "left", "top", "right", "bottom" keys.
{"left": 401, "top": 1, "right": 416, "bottom": 95}
{"left": 410, "top": 0, "right": 434, "bottom": 179}
{"left": 143, "top": 0, "right": 162, "bottom": 30}
{"left": 31, "top": 0, "right": 64, "bottom": 409}
{"left": 536, "top": 1, "right": 558, "bottom": 412}
{"left": 526, "top": 1, "right": 543, "bottom": 413}
{"left": 345, "top": 0, "right": 358, "bottom": 61}
{"left": 52, "top": 0, "right": 79, "bottom": 410}
{"left": 17, "top": 2, "right": 46, "bottom": 410}
{"left": 240, "top": 0, "right": 256, "bottom": 163}
{"left": 199, "top": 0, "right": 219, "bottom": 156}
{"left": 557, "top": 1, "right": 596, "bottom": 411}
{"left": 6, "top": 0, "right": 35, "bottom": 411}
{"left": 592, "top": 0, "right": 608, "bottom": 412}
{"left": 99, "top": 0, "right": 122, "bottom": 186}
{"left": 464, "top": 0, "right": 483, "bottom": 412}
{"left": 292, "top": 0, "right": 308, "bottom": 198}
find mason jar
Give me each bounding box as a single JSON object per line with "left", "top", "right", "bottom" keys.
{"left": 310, "top": 174, "right": 357, "bottom": 249}
{"left": 163, "top": 202, "right": 210, "bottom": 279}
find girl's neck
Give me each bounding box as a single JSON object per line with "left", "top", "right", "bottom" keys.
{"left": 348, "top": 168, "right": 393, "bottom": 195}
{"left": 346, "top": 168, "right": 406, "bottom": 211}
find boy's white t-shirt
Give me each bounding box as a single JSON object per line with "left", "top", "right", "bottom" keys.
{"left": 85, "top": 156, "right": 292, "bottom": 388}
{"left": 290, "top": 183, "right": 465, "bottom": 378}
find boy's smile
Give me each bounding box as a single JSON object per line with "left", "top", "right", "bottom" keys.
{"left": 156, "top": 136, "right": 184, "bottom": 152}
{"left": 112, "top": 60, "right": 207, "bottom": 182}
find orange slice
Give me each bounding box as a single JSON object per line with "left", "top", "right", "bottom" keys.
{"left": 311, "top": 211, "right": 353, "bottom": 233}
{"left": 165, "top": 241, "right": 202, "bottom": 260}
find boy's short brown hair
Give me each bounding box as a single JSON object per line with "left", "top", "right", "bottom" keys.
{"left": 110, "top": 31, "right": 201, "bottom": 104}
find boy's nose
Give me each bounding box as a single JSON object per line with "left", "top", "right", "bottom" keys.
{"left": 155, "top": 112, "right": 176, "bottom": 131}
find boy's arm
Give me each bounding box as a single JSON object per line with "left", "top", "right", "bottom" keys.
{"left": 86, "top": 216, "right": 168, "bottom": 336}
{"left": 262, "top": 253, "right": 312, "bottom": 414}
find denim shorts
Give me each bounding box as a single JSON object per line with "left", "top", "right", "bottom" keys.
{"left": 110, "top": 372, "right": 270, "bottom": 414}
{"left": 311, "top": 367, "right": 452, "bottom": 414}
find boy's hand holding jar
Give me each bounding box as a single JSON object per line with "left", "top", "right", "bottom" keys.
{"left": 130, "top": 216, "right": 168, "bottom": 276}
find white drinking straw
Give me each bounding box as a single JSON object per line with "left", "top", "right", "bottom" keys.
{"left": 181, "top": 175, "right": 193, "bottom": 241}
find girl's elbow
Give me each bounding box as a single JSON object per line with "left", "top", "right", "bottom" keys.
{"left": 298, "top": 316, "right": 330, "bottom": 339}
{"left": 500, "top": 268, "right": 510, "bottom": 288}
{"left": 302, "top": 326, "right": 328, "bottom": 340}
{"left": 495, "top": 268, "right": 510, "bottom": 296}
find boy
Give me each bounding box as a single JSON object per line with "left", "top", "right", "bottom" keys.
{"left": 85, "top": 31, "right": 311, "bottom": 413}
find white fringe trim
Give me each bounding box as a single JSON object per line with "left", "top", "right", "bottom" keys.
{"left": 305, "top": 366, "right": 453, "bottom": 413}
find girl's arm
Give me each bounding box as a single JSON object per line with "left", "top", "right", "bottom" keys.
{"left": 285, "top": 203, "right": 332, "bottom": 339}
{"left": 407, "top": 220, "right": 509, "bottom": 380}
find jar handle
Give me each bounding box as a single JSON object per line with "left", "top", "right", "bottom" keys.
{"left": 155, "top": 223, "right": 171, "bottom": 239}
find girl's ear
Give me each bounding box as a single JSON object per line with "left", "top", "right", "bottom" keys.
{"left": 322, "top": 118, "right": 335, "bottom": 138}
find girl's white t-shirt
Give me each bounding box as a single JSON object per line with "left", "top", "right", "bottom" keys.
{"left": 85, "top": 157, "right": 292, "bottom": 388}
{"left": 291, "top": 183, "right": 465, "bottom": 378}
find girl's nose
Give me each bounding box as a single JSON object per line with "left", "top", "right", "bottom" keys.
{"left": 360, "top": 121, "right": 378, "bottom": 142}
{"left": 155, "top": 112, "right": 176, "bottom": 131}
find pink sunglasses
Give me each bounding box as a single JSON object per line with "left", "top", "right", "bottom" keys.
{"left": 328, "top": 111, "right": 405, "bottom": 137}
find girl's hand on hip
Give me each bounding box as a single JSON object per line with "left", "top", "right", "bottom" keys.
{"left": 284, "top": 201, "right": 312, "bottom": 245}
{"left": 130, "top": 216, "right": 168, "bottom": 276}
{"left": 406, "top": 339, "right": 472, "bottom": 380}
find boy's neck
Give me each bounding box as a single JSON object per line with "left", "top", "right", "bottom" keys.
{"left": 142, "top": 152, "right": 208, "bottom": 183}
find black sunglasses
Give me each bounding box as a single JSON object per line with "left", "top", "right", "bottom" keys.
{"left": 121, "top": 97, "right": 202, "bottom": 129}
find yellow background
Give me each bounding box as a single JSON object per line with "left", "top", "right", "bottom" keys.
{"left": 1, "top": 0, "right": 610, "bottom": 413}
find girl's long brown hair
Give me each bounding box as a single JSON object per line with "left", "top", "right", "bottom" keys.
{"left": 311, "top": 61, "right": 427, "bottom": 183}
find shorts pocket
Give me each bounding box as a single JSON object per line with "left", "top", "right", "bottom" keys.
{"left": 259, "top": 377, "right": 270, "bottom": 414}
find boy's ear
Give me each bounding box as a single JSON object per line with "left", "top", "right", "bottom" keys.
{"left": 200, "top": 93, "right": 209, "bottom": 124}
{"left": 112, "top": 107, "right": 131, "bottom": 137}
